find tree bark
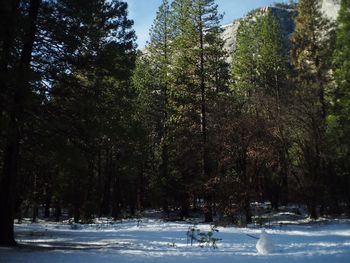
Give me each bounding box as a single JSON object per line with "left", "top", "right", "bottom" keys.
{"left": 198, "top": 5, "right": 212, "bottom": 223}
{"left": 244, "top": 185, "right": 252, "bottom": 224}
{"left": 54, "top": 203, "right": 61, "bottom": 222}
{"left": 0, "top": 0, "right": 41, "bottom": 246}
{"left": 307, "top": 202, "right": 318, "bottom": 220}
{"left": 112, "top": 169, "right": 121, "bottom": 220}
{"left": 100, "top": 151, "right": 112, "bottom": 216}
{"left": 44, "top": 189, "right": 52, "bottom": 218}
{"left": 0, "top": 3, "right": 21, "bottom": 243}
{"left": 0, "top": 0, "right": 20, "bottom": 101}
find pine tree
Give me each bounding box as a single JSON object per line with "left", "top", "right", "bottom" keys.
{"left": 231, "top": 17, "right": 260, "bottom": 102}
{"left": 290, "top": 0, "right": 334, "bottom": 219}
{"left": 230, "top": 9, "right": 291, "bottom": 222}
{"left": 133, "top": 0, "right": 174, "bottom": 213}
{"left": 290, "top": 0, "right": 333, "bottom": 119}
{"left": 167, "top": 0, "right": 227, "bottom": 221}
{"left": 192, "top": 0, "right": 228, "bottom": 222}
{"left": 330, "top": 0, "right": 350, "bottom": 215}
{"left": 230, "top": 13, "right": 264, "bottom": 225}
{"left": 331, "top": 0, "right": 350, "bottom": 138}
{"left": 0, "top": 0, "right": 42, "bottom": 246}
{"left": 0, "top": 0, "right": 138, "bottom": 227}
{"left": 257, "top": 12, "right": 288, "bottom": 100}
{"left": 168, "top": 0, "right": 199, "bottom": 217}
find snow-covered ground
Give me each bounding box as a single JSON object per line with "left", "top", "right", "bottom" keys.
{"left": 1, "top": 219, "right": 350, "bottom": 263}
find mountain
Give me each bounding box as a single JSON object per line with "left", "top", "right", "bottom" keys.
{"left": 141, "top": 1, "right": 341, "bottom": 59}
{"left": 322, "top": 0, "right": 341, "bottom": 20}
{"left": 222, "top": 0, "right": 341, "bottom": 62}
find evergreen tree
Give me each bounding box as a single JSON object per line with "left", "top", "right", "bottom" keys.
{"left": 257, "top": 12, "right": 291, "bottom": 208}
{"left": 133, "top": 0, "right": 174, "bottom": 213}
{"left": 167, "top": 0, "right": 227, "bottom": 221}
{"left": 257, "top": 12, "right": 288, "bottom": 100}
{"left": 168, "top": 0, "right": 199, "bottom": 217}
{"left": 50, "top": 0, "right": 136, "bottom": 221}
{"left": 329, "top": 0, "right": 350, "bottom": 215}
{"left": 231, "top": 17, "right": 260, "bottom": 102}
{"left": 0, "top": 0, "right": 137, "bottom": 244}
{"left": 290, "top": 0, "right": 334, "bottom": 218}
{"left": 0, "top": 0, "right": 42, "bottom": 246}
{"left": 192, "top": 0, "right": 228, "bottom": 222}
{"left": 230, "top": 9, "right": 291, "bottom": 222}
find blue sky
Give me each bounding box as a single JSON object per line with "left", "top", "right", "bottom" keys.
{"left": 125, "top": 0, "right": 289, "bottom": 48}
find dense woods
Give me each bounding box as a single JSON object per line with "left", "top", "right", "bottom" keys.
{"left": 0, "top": 0, "right": 349, "bottom": 246}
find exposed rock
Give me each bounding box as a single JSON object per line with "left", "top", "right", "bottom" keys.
{"left": 221, "top": 20, "right": 240, "bottom": 63}
{"left": 322, "top": 0, "right": 341, "bottom": 20}
{"left": 222, "top": 0, "right": 340, "bottom": 61}
{"left": 140, "top": 1, "right": 341, "bottom": 62}
{"left": 222, "top": 6, "right": 296, "bottom": 62}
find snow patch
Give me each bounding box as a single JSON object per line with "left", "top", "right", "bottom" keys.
{"left": 1, "top": 219, "right": 350, "bottom": 262}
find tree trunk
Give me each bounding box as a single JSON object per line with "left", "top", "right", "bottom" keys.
{"left": 82, "top": 160, "right": 95, "bottom": 222}
{"left": 73, "top": 175, "right": 81, "bottom": 223}
{"left": 112, "top": 173, "right": 121, "bottom": 220}
{"left": 0, "top": 0, "right": 41, "bottom": 246}
{"left": 307, "top": 202, "right": 318, "bottom": 220}
{"left": 73, "top": 206, "right": 80, "bottom": 224}
{"left": 0, "top": 0, "right": 21, "bottom": 247}
{"left": 0, "top": 0, "right": 20, "bottom": 69}
{"left": 0, "top": 0, "right": 20, "bottom": 115}
{"left": 100, "top": 156, "right": 112, "bottom": 216}
{"left": 44, "top": 190, "right": 52, "bottom": 218}
{"left": 198, "top": 7, "right": 212, "bottom": 223}
{"left": 32, "top": 204, "right": 38, "bottom": 223}
{"left": 0, "top": 138, "right": 18, "bottom": 245}
{"left": 136, "top": 164, "right": 145, "bottom": 211}
{"left": 244, "top": 197, "right": 252, "bottom": 224}
{"left": 204, "top": 202, "right": 213, "bottom": 223}
{"left": 180, "top": 197, "right": 189, "bottom": 219}
{"left": 54, "top": 204, "right": 61, "bottom": 222}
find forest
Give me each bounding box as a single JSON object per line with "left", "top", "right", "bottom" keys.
{"left": 0, "top": 0, "right": 349, "bottom": 247}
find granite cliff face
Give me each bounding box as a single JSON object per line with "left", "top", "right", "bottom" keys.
{"left": 222, "top": 0, "right": 341, "bottom": 61}
{"left": 322, "top": 0, "right": 341, "bottom": 20}
{"left": 141, "top": 1, "right": 340, "bottom": 59}
{"left": 222, "top": 6, "right": 296, "bottom": 62}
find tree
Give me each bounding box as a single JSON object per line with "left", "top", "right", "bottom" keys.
{"left": 0, "top": 0, "right": 138, "bottom": 245}
{"left": 256, "top": 11, "right": 291, "bottom": 209}
{"left": 290, "top": 0, "right": 334, "bottom": 218}
{"left": 167, "top": 0, "right": 201, "bottom": 217}
{"left": 0, "top": 0, "right": 42, "bottom": 246}
{"left": 40, "top": 0, "right": 136, "bottom": 222}
{"left": 166, "top": 0, "right": 227, "bottom": 221}
{"left": 133, "top": 0, "right": 175, "bottom": 214}
{"left": 229, "top": 9, "right": 291, "bottom": 223}
{"left": 231, "top": 17, "right": 260, "bottom": 101}
{"left": 192, "top": 0, "right": 228, "bottom": 222}
{"left": 329, "top": 0, "right": 350, "bottom": 215}
{"left": 0, "top": 0, "right": 20, "bottom": 114}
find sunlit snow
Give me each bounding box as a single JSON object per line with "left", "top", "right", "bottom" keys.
{"left": 0, "top": 219, "right": 350, "bottom": 263}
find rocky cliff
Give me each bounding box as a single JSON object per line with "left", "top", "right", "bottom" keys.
{"left": 222, "top": 0, "right": 341, "bottom": 61}
{"left": 322, "top": 0, "right": 341, "bottom": 20}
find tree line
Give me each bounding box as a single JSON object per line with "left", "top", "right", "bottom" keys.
{"left": 0, "top": 0, "right": 349, "bottom": 246}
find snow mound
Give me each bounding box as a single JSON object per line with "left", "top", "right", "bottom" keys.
{"left": 256, "top": 230, "right": 275, "bottom": 255}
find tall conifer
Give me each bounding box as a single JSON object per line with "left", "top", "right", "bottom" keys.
{"left": 290, "top": 0, "right": 334, "bottom": 218}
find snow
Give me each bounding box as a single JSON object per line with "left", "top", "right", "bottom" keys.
{"left": 1, "top": 219, "right": 350, "bottom": 263}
